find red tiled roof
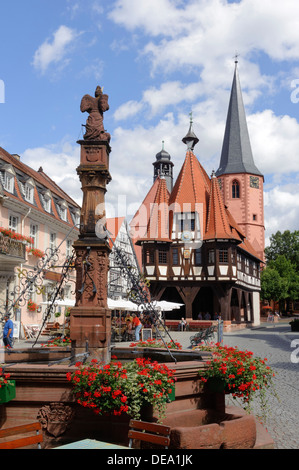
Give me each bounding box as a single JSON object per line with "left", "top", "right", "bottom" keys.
{"left": 0, "top": 147, "right": 79, "bottom": 207}
{"left": 169, "top": 150, "right": 210, "bottom": 210}
{"left": 130, "top": 147, "right": 263, "bottom": 263}
{"left": 168, "top": 150, "right": 211, "bottom": 233}
{"left": 130, "top": 177, "right": 162, "bottom": 243}
{"left": 138, "top": 177, "right": 171, "bottom": 242}
{"left": 204, "top": 173, "right": 241, "bottom": 242}
{"left": 0, "top": 147, "right": 80, "bottom": 229}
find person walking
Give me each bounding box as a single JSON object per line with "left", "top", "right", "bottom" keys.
{"left": 132, "top": 313, "right": 142, "bottom": 341}
{"left": 3, "top": 314, "right": 14, "bottom": 349}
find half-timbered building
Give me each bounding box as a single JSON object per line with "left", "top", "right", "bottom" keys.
{"left": 130, "top": 64, "right": 264, "bottom": 327}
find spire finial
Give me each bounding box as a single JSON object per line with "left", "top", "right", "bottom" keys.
{"left": 182, "top": 113, "right": 199, "bottom": 151}
{"left": 234, "top": 51, "right": 239, "bottom": 67}
{"left": 162, "top": 140, "right": 165, "bottom": 150}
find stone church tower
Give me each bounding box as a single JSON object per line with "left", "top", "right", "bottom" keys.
{"left": 216, "top": 62, "right": 265, "bottom": 262}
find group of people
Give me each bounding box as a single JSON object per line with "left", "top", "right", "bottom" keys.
{"left": 115, "top": 311, "right": 160, "bottom": 341}
{"left": 123, "top": 313, "right": 143, "bottom": 341}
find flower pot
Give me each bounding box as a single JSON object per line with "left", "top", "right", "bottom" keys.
{"left": 207, "top": 377, "right": 226, "bottom": 393}
{"left": 167, "top": 384, "right": 175, "bottom": 402}
{"left": 0, "top": 380, "right": 16, "bottom": 403}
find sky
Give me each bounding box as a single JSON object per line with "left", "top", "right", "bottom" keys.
{"left": 0, "top": 0, "right": 299, "bottom": 246}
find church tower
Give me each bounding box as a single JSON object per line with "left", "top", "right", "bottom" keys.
{"left": 153, "top": 141, "right": 174, "bottom": 193}
{"left": 216, "top": 61, "right": 265, "bottom": 261}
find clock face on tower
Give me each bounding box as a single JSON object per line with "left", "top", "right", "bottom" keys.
{"left": 181, "top": 231, "right": 192, "bottom": 242}
{"left": 250, "top": 176, "right": 259, "bottom": 188}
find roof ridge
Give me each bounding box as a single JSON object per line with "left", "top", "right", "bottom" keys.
{"left": 0, "top": 147, "right": 80, "bottom": 207}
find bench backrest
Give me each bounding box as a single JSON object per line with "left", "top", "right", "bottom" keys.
{"left": 0, "top": 422, "right": 43, "bottom": 449}
{"left": 128, "top": 420, "right": 170, "bottom": 448}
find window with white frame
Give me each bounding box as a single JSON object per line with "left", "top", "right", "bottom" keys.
{"left": 25, "top": 182, "right": 34, "bottom": 203}
{"left": 9, "top": 215, "right": 19, "bottom": 232}
{"left": 66, "top": 239, "right": 72, "bottom": 258}
{"left": 30, "top": 223, "right": 38, "bottom": 248}
{"left": 43, "top": 192, "right": 52, "bottom": 212}
{"left": 50, "top": 232, "right": 56, "bottom": 253}
{"left": 60, "top": 206, "right": 67, "bottom": 221}
{"left": 4, "top": 172, "right": 14, "bottom": 193}
{"left": 58, "top": 201, "right": 68, "bottom": 222}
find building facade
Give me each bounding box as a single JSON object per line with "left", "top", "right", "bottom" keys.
{"left": 130, "top": 64, "right": 264, "bottom": 327}
{"left": 106, "top": 217, "right": 140, "bottom": 300}
{"left": 0, "top": 147, "right": 80, "bottom": 334}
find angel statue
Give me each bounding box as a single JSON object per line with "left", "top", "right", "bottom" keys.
{"left": 80, "top": 86, "right": 111, "bottom": 142}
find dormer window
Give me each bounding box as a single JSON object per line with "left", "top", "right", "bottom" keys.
{"left": 43, "top": 190, "right": 52, "bottom": 213}
{"left": 58, "top": 201, "right": 68, "bottom": 222}
{"left": 25, "top": 182, "right": 34, "bottom": 203}
{"left": 4, "top": 172, "right": 14, "bottom": 193}
{"left": 72, "top": 209, "right": 80, "bottom": 227}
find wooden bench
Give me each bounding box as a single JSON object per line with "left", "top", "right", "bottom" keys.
{"left": 190, "top": 325, "right": 216, "bottom": 347}
{"left": 128, "top": 420, "right": 170, "bottom": 449}
{"left": 0, "top": 422, "right": 43, "bottom": 449}
{"left": 165, "top": 320, "right": 213, "bottom": 331}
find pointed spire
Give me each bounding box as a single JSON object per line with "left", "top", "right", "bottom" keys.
{"left": 216, "top": 63, "right": 262, "bottom": 177}
{"left": 182, "top": 112, "right": 199, "bottom": 151}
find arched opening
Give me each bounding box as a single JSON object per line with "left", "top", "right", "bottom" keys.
{"left": 159, "top": 287, "right": 185, "bottom": 320}
{"left": 192, "top": 287, "right": 215, "bottom": 320}
{"left": 232, "top": 179, "right": 240, "bottom": 198}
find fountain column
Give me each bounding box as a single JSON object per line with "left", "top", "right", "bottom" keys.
{"left": 70, "top": 86, "right": 112, "bottom": 364}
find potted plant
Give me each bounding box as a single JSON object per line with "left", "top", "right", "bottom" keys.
{"left": 0, "top": 227, "right": 33, "bottom": 244}
{"left": 129, "top": 338, "right": 182, "bottom": 350}
{"left": 198, "top": 343, "right": 278, "bottom": 422}
{"left": 26, "top": 246, "right": 45, "bottom": 258}
{"left": 27, "top": 299, "right": 38, "bottom": 312}
{"left": 289, "top": 319, "right": 299, "bottom": 332}
{"left": 0, "top": 368, "right": 16, "bottom": 404}
{"left": 42, "top": 336, "right": 71, "bottom": 348}
{"left": 66, "top": 357, "right": 176, "bottom": 422}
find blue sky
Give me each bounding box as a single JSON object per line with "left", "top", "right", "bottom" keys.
{"left": 0, "top": 0, "right": 299, "bottom": 245}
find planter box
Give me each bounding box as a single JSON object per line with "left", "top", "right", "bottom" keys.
{"left": 0, "top": 381, "right": 16, "bottom": 404}
{"left": 167, "top": 384, "right": 175, "bottom": 402}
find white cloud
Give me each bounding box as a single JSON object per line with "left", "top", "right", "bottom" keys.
{"left": 79, "top": 58, "right": 105, "bottom": 81}
{"left": 248, "top": 110, "right": 299, "bottom": 175}
{"left": 264, "top": 186, "right": 299, "bottom": 245}
{"left": 22, "top": 140, "right": 81, "bottom": 204}
{"left": 32, "top": 25, "right": 79, "bottom": 74}
{"left": 114, "top": 100, "right": 144, "bottom": 121}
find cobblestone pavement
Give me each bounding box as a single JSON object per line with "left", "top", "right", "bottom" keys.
{"left": 170, "top": 320, "right": 299, "bottom": 450}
